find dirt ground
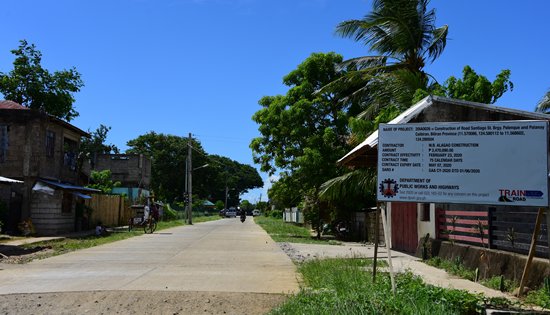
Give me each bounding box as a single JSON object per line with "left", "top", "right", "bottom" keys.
{"left": 0, "top": 291, "right": 288, "bottom": 315}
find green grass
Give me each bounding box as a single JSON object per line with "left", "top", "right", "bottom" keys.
{"left": 270, "top": 258, "right": 506, "bottom": 315}
{"left": 480, "top": 276, "right": 518, "bottom": 293}
{"left": 525, "top": 287, "right": 550, "bottom": 309}
{"left": 425, "top": 256, "right": 476, "bottom": 281}
{"left": 254, "top": 216, "right": 339, "bottom": 244}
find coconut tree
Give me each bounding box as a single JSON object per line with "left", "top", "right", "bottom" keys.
{"left": 535, "top": 89, "right": 550, "bottom": 113}
{"left": 319, "top": 0, "right": 448, "bottom": 222}
{"left": 328, "top": 0, "right": 448, "bottom": 118}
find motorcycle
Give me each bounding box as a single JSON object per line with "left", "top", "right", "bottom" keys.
{"left": 240, "top": 213, "right": 246, "bottom": 223}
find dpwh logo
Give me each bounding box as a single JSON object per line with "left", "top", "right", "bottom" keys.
{"left": 380, "top": 179, "right": 399, "bottom": 198}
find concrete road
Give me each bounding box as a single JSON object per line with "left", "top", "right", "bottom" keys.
{"left": 0, "top": 218, "right": 299, "bottom": 294}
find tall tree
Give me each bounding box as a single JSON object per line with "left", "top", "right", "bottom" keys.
{"left": 127, "top": 133, "right": 262, "bottom": 204}
{"left": 200, "top": 155, "right": 263, "bottom": 208}
{"left": 78, "top": 124, "right": 119, "bottom": 173}
{"left": 251, "top": 52, "right": 352, "bottom": 237}
{"left": 126, "top": 132, "right": 206, "bottom": 201}
{"left": 0, "top": 40, "right": 84, "bottom": 121}
{"left": 80, "top": 125, "right": 119, "bottom": 157}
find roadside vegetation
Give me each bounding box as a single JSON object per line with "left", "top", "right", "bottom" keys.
{"left": 254, "top": 216, "right": 339, "bottom": 245}
{"left": 426, "top": 256, "right": 550, "bottom": 309}
{"left": 270, "top": 258, "right": 510, "bottom": 315}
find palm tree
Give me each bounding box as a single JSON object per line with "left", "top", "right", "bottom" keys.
{"left": 535, "top": 89, "right": 550, "bottom": 113}
{"left": 319, "top": 0, "right": 448, "bottom": 219}
{"left": 330, "top": 0, "right": 448, "bottom": 117}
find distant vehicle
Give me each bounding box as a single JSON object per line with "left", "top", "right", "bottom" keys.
{"left": 224, "top": 208, "right": 237, "bottom": 218}
{"left": 252, "top": 209, "right": 261, "bottom": 216}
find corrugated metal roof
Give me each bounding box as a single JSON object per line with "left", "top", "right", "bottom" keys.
{"left": 39, "top": 179, "right": 101, "bottom": 193}
{"left": 0, "top": 176, "right": 23, "bottom": 183}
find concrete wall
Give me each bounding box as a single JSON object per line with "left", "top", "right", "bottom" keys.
{"left": 0, "top": 113, "right": 80, "bottom": 183}
{"left": 428, "top": 240, "right": 550, "bottom": 289}
{"left": 94, "top": 154, "right": 151, "bottom": 189}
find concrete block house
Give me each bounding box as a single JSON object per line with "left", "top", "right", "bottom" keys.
{"left": 0, "top": 100, "right": 98, "bottom": 235}
{"left": 92, "top": 153, "right": 151, "bottom": 201}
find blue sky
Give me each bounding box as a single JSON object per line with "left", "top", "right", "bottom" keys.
{"left": 1, "top": 0, "right": 549, "bottom": 203}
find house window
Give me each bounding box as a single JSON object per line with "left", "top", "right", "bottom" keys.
{"left": 62, "top": 192, "right": 73, "bottom": 213}
{"left": 0, "top": 125, "right": 7, "bottom": 163}
{"left": 46, "top": 131, "right": 55, "bottom": 157}
{"left": 63, "top": 138, "right": 77, "bottom": 171}
{"left": 421, "top": 203, "right": 431, "bottom": 221}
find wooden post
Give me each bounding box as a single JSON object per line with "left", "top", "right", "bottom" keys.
{"left": 518, "top": 207, "right": 545, "bottom": 296}
{"left": 381, "top": 203, "right": 396, "bottom": 295}
{"left": 372, "top": 203, "right": 380, "bottom": 282}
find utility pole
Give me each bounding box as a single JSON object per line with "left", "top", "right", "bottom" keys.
{"left": 187, "top": 132, "right": 193, "bottom": 225}
{"left": 224, "top": 185, "right": 228, "bottom": 210}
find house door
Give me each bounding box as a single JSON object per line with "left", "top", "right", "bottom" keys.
{"left": 391, "top": 202, "right": 418, "bottom": 253}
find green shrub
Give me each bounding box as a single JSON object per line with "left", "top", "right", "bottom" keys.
{"left": 269, "top": 210, "right": 283, "bottom": 218}
{"left": 163, "top": 204, "right": 178, "bottom": 221}
{"left": 525, "top": 286, "right": 550, "bottom": 309}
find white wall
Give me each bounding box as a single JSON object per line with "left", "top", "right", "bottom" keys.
{"left": 417, "top": 203, "right": 436, "bottom": 241}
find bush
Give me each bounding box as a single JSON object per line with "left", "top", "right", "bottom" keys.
{"left": 269, "top": 210, "right": 283, "bottom": 219}
{"left": 163, "top": 204, "right": 178, "bottom": 221}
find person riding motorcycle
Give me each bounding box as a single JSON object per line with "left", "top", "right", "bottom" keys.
{"left": 240, "top": 209, "right": 246, "bottom": 223}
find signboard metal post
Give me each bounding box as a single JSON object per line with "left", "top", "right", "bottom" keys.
{"left": 372, "top": 203, "right": 380, "bottom": 282}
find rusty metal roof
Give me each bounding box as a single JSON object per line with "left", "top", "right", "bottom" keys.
{"left": 0, "top": 100, "right": 28, "bottom": 110}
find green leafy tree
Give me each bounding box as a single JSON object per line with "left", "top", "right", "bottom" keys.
{"left": 81, "top": 125, "right": 119, "bottom": 156}
{"left": 79, "top": 125, "right": 119, "bottom": 169}
{"left": 127, "top": 133, "right": 263, "bottom": 204}
{"left": 215, "top": 200, "right": 225, "bottom": 211}
{"left": 202, "top": 155, "right": 263, "bottom": 208}
{"left": 126, "top": 132, "right": 207, "bottom": 202}
{"left": 0, "top": 40, "right": 84, "bottom": 121}
{"left": 267, "top": 173, "right": 303, "bottom": 210}
{"left": 251, "top": 53, "right": 351, "bottom": 237}
{"left": 240, "top": 200, "right": 253, "bottom": 212}
{"left": 413, "top": 66, "right": 513, "bottom": 104}
{"left": 87, "top": 170, "right": 121, "bottom": 193}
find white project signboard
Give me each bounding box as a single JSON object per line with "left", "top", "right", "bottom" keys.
{"left": 377, "top": 120, "right": 548, "bottom": 206}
